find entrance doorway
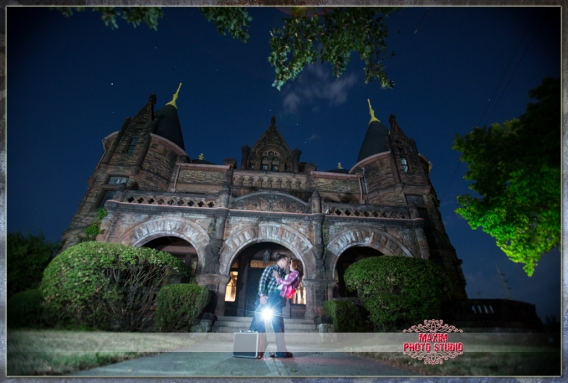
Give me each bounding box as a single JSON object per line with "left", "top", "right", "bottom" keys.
{"left": 224, "top": 243, "right": 306, "bottom": 318}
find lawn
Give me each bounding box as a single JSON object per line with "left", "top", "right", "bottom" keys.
{"left": 7, "top": 329, "right": 193, "bottom": 376}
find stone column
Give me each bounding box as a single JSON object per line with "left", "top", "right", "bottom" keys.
{"left": 197, "top": 274, "right": 230, "bottom": 317}
{"left": 415, "top": 227, "right": 430, "bottom": 260}
{"left": 302, "top": 279, "right": 337, "bottom": 320}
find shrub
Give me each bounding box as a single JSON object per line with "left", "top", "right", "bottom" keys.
{"left": 41, "top": 242, "right": 186, "bottom": 331}
{"left": 344, "top": 256, "right": 451, "bottom": 332}
{"left": 323, "top": 300, "right": 374, "bottom": 332}
{"left": 7, "top": 289, "right": 49, "bottom": 328}
{"left": 7, "top": 231, "right": 59, "bottom": 300}
{"left": 154, "top": 284, "right": 211, "bottom": 332}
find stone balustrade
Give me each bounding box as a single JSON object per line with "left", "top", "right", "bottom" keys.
{"left": 323, "top": 203, "right": 411, "bottom": 219}
{"left": 122, "top": 191, "right": 220, "bottom": 209}
{"left": 232, "top": 172, "right": 308, "bottom": 190}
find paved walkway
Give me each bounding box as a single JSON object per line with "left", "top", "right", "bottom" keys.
{"left": 67, "top": 346, "right": 419, "bottom": 377}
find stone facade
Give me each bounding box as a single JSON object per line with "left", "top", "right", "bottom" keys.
{"left": 61, "top": 92, "right": 468, "bottom": 320}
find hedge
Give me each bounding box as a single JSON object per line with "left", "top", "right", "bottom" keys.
{"left": 41, "top": 242, "right": 186, "bottom": 331}
{"left": 154, "top": 284, "right": 211, "bottom": 332}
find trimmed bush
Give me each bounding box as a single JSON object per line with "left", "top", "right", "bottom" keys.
{"left": 344, "top": 256, "right": 451, "bottom": 332}
{"left": 41, "top": 242, "right": 186, "bottom": 331}
{"left": 323, "top": 300, "right": 373, "bottom": 332}
{"left": 7, "top": 289, "right": 49, "bottom": 328}
{"left": 154, "top": 284, "right": 211, "bottom": 332}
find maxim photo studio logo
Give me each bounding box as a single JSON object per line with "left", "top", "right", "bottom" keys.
{"left": 402, "top": 319, "right": 464, "bottom": 365}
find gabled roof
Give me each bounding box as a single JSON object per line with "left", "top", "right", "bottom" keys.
{"left": 250, "top": 116, "right": 292, "bottom": 157}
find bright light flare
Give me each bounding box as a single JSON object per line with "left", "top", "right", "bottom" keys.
{"left": 261, "top": 307, "right": 273, "bottom": 321}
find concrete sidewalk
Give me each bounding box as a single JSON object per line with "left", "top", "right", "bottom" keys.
{"left": 66, "top": 348, "right": 420, "bottom": 377}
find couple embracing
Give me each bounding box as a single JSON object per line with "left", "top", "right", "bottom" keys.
{"left": 248, "top": 253, "right": 303, "bottom": 358}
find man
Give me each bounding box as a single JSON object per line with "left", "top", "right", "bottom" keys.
{"left": 249, "top": 253, "right": 293, "bottom": 358}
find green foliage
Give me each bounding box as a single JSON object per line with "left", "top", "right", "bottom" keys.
{"left": 323, "top": 300, "right": 373, "bottom": 332}
{"left": 453, "top": 77, "right": 560, "bottom": 276}
{"left": 344, "top": 256, "right": 450, "bottom": 332}
{"left": 199, "top": 7, "right": 252, "bottom": 42}
{"left": 268, "top": 7, "right": 396, "bottom": 90}
{"left": 54, "top": 7, "right": 163, "bottom": 30}
{"left": 40, "top": 242, "right": 186, "bottom": 330}
{"left": 154, "top": 284, "right": 211, "bottom": 332}
{"left": 82, "top": 208, "right": 108, "bottom": 242}
{"left": 7, "top": 231, "right": 59, "bottom": 300}
{"left": 55, "top": 7, "right": 396, "bottom": 91}
{"left": 7, "top": 289, "right": 50, "bottom": 329}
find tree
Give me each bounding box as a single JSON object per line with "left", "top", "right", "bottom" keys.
{"left": 453, "top": 77, "right": 560, "bottom": 276}
{"left": 54, "top": 7, "right": 396, "bottom": 90}
{"left": 7, "top": 231, "right": 60, "bottom": 299}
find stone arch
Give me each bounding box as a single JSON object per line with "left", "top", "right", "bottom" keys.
{"left": 118, "top": 217, "right": 211, "bottom": 272}
{"left": 219, "top": 223, "right": 316, "bottom": 278}
{"left": 325, "top": 226, "right": 414, "bottom": 279}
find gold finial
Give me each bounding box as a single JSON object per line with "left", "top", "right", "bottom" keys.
{"left": 337, "top": 162, "right": 343, "bottom": 169}
{"left": 198, "top": 153, "right": 204, "bottom": 160}
{"left": 166, "top": 83, "right": 183, "bottom": 108}
{"left": 367, "top": 99, "right": 380, "bottom": 124}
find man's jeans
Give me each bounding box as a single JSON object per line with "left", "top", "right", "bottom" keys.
{"left": 249, "top": 291, "right": 287, "bottom": 355}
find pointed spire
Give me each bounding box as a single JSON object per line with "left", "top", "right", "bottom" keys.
{"left": 337, "top": 162, "right": 343, "bottom": 169}
{"left": 357, "top": 100, "right": 390, "bottom": 163}
{"left": 154, "top": 83, "right": 185, "bottom": 150}
{"left": 367, "top": 99, "right": 380, "bottom": 124}
{"left": 166, "top": 83, "right": 183, "bottom": 108}
{"left": 198, "top": 153, "right": 204, "bottom": 160}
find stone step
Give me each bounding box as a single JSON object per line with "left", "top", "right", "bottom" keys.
{"left": 215, "top": 316, "right": 315, "bottom": 325}
{"left": 213, "top": 322, "right": 317, "bottom": 331}
{"left": 211, "top": 316, "right": 318, "bottom": 333}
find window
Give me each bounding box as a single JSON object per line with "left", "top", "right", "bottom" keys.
{"left": 272, "top": 165, "right": 279, "bottom": 171}
{"left": 108, "top": 176, "right": 128, "bottom": 185}
{"left": 262, "top": 165, "right": 268, "bottom": 170}
{"left": 401, "top": 157, "right": 409, "bottom": 173}
{"left": 224, "top": 271, "right": 238, "bottom": 302}
{"left": 405, "top": 195, "right": 423, "bottom": 205}
{"left": 98, "top": 190, "right": 116, "bottom": 208}
{"left": 126, "top": 137, "right": 138, "bottom": 154}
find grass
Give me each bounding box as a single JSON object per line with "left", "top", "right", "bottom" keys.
{"left": 7, "top": 329, "right": 193, "bottom": 376}
{"left": 356, "top": 351, "right": 562, "bottom": 376}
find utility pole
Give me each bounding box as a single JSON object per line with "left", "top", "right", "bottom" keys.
{"left": 496, "top": 266, "right": 511, "bottom": 300}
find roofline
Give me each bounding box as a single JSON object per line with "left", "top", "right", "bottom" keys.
{"left": 349, "top": 151, "right": 391, "bottom": 173}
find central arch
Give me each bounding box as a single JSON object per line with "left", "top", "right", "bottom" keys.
{"left": 219, "top": 223, "right": 316, "bottom": 278}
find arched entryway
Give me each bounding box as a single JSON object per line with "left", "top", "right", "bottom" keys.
{"left": 223, "top": 242, "right": 306, "bottom": 319}
{"left": 142, "top": 236, "right": 199, "bottom": 284}
{"left": 334, "top": 246, "right": 383, "bottom": 297}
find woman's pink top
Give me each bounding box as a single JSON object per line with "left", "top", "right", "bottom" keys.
{"left": 277, "top": 270, "right": 302, "bottom": 298}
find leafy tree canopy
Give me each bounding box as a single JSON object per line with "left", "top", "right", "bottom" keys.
{"left": 7, "top": 231, "right": 60, "bottom": 299}
{"left": 453, "top": 77, "right": 560, "bottom": 276}
{"left": 54, "top": 6, "right": 396, "bottom": 90}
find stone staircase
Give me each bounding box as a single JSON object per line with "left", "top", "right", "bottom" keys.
{"left": 211, "top": 316, "right": 318, "bottom": 334}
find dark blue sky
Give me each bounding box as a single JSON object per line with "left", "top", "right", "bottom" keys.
{"left": 7, "top": 6, "right": 561, "bottom": 322}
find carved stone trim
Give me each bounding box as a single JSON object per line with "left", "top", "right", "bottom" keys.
{"left": 219, "top": 223, "right": 316, "bottom": 277}
{"left": 232, "top": 191, "right": 310, "bottom": 213}
{"left": 326, "top": 227, "right": 414, "bottom": 279}
{"left": 118, "top": 217, "right": 211, "bottom": 270}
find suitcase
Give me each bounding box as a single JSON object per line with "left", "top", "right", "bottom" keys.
{"left": 232, "top": 330, "right": 261, "bottom": 358}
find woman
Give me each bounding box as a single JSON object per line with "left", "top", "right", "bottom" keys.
{"left": 273, "top": 258, "right": 303, "bottom": 300}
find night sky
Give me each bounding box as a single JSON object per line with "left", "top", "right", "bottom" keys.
{"left": 7, "top": 6, "right": 561, "bottom": 323}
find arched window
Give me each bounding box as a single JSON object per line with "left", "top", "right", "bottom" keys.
{"left": 401, "top": 157, "right": 409, "bottom": 173}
